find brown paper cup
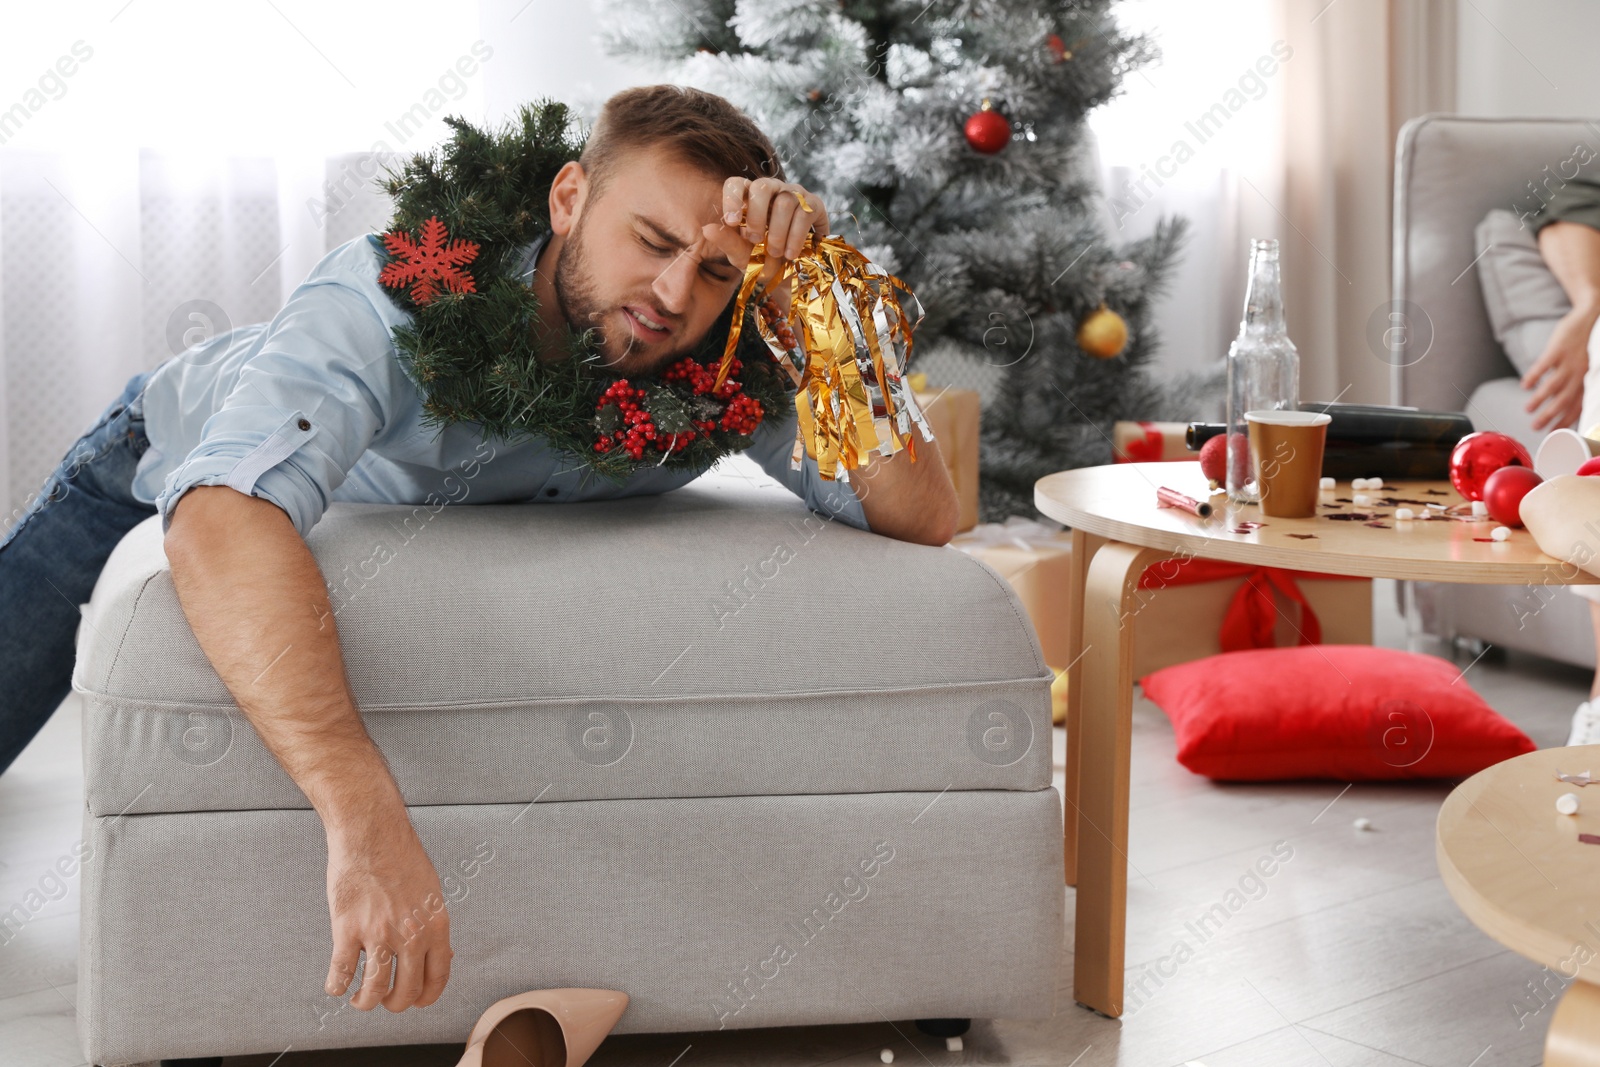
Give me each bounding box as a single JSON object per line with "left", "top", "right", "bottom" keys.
{"left": 1247, "top": 410, "right": 1331, "bottom": 518}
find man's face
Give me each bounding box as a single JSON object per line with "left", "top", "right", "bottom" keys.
{"left": 552, "top": 145, "right": 745, "bottom": 376}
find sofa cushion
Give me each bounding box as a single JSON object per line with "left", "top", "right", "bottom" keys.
{"left": 1475, "top": 207, "right": 1571, "bottom": 377}
{"left": 1464, "top": 376, "right": 1544, "bottom": 457}
{"left": 73, "top": 457, "right": 1053, "bottom": 816}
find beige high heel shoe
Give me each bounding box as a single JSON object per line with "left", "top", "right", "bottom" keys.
{"left": 454, "top": 987, "right": 629, "bottom": 1067}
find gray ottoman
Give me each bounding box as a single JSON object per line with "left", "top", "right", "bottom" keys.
{"left": 71, "top": 462, "right": 1063, "bottom": 1065}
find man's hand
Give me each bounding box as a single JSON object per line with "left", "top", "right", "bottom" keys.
{"left": 701, "top": 176, "right": 831, "bottom": 307}
{"left": 326, "top": 817, "right": 453, "bottom": 1012}
{"left": 1529, "top": 219, "right": 1600, "bottom": 433}
{"left": 1523, "top": 302, "right": 1600, "bottom": 432}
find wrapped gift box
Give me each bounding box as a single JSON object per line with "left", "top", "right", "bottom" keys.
{"left": 912, "top": 384, "right": 980, "bottom": 534}
{"left": 1113, "top": 420, "right": 1191, "bottom": 463}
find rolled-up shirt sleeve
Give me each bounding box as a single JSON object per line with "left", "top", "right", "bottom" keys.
{"left": 1531, "top": 176, "right": 1600, "bottom": 235}
{"left": 740, "top": 396, "right": 872, "bottom": 532}
{"left": 156, "top": 270, "right": 409, "bottom": 540}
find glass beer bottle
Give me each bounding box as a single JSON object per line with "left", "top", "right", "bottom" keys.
{"left": 1225, "top": 238, "right": 1300, "bottom": 502}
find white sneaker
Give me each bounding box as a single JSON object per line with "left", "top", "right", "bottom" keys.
{"left": 1568, "top": 700, "right": 1600, "bottom": 746}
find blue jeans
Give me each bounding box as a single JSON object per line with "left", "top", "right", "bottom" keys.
{"left": 0, "top": 367, "right": 159, "bottom": 775}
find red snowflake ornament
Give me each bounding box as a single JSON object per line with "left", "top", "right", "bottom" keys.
{"left": 378, "top": 215, "right": 480, "bottom": 306}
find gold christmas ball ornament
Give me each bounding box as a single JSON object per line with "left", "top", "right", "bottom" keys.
{"left": 1077, "top": 305, "right": 1128, "bottom": 359}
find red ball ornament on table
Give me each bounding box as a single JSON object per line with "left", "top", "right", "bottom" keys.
{"left": 1482, "top": 465, "right": 1544, "bottom": 527}
{"left": 1448, "top": 431, "right": 1534, "bottom": 501}
{"left": 965, "top": 101, "right": 1011, "bottom": 154}
{"left": 1198, "top": 433, "right": 1227, "bottom": 486}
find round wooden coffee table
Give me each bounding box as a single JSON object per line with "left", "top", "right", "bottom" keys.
{"left": 1439, "top": 746, "right": 1600, "bottom": 1065}
{"left": 1034, "top": 461, "right": 1596, "bottom": 1018}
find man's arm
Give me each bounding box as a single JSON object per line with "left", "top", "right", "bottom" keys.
{"left": 165, "top": 485, "right": 452, "bottom": 1013}
{"left": 848, "top": 432, "right": 961, "bottom": 546}
{"left": 1526, "top": 179, "right": 1600, "bottom": 431}
{"left": 150, "top": 261, "right": 456, "bottom": 1013}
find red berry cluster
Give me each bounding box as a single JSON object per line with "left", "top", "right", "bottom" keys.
{"left": 719, "top": 394, "right": 763, "bottom": 435}
{"left": 757, "top": 299, "right": 799, "bottom": 352}
{"left": 661, "top": 355, "right": 745, "bottom": 400}
{"left": 593, "top": 380, "right": 654, "bottom": 458}
{"left": 592, "top": 355, "right": 767, "bottom": 462}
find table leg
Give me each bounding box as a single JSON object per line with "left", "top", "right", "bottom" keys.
{"left": 1547, "top": 979, "right": 1600, "bottom": 1065}
{"left": 1064, "top": 528, "right": 1105, "bottom": 888}
{"left": 1075, "top": 540, "right": 1171, "bottom": 1019}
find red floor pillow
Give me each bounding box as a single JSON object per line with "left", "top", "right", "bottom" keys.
{"left": 1138, "top": 645, "right": 1536, "bottom": 781}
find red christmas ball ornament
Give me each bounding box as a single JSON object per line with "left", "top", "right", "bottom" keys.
{"left": 1578, "top": 456, "right": 1600, "bottom": 477}
{"left": 1198, "top": 433, "right": 1227, "bottom": 486}
{"left": 1449, "top": 431, "right": 1534, "bottom": 501}
{"left": 1046, "top": 33, "right": 1068, "bottom": 62}
{"left": 965, "top": 100, "right": 1011, "bottom": 154}
{"left": 1482, "top": 465, "right": 1544, "bottom": 527}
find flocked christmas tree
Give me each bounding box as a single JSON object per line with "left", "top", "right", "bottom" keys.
{"left": 597, "top": 0, "right": 1201, "bottom": 521}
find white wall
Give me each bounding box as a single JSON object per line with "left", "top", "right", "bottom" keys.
{"left": 478, "top": 0, "right": 641, "bottom": 127}
{"left": 1456, "top": 0, "right": 1600, "bottom": 118}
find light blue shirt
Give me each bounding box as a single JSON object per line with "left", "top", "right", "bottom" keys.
{"left": 130, "top": 230, "right": 869, "bottom": 540}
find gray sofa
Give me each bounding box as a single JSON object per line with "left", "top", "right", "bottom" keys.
{"left": 1392, "top": 114, "right": 1597, "bottom": 669}
{"left": 70, "top": 457, "right": 1063, "bottom": 1065}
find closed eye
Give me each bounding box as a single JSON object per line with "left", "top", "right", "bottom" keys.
{"left": 639, "top": 234, "right": 736, "bottom": 283}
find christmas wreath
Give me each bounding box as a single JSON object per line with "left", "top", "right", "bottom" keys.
{"left": 370, "top": 100, "right": 792, "bottom": 481}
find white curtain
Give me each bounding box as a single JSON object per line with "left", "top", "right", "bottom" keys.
{"left": 0, "top": 1, "right": 487, "bottom": 518}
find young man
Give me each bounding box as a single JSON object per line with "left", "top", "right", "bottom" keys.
{"left": 1526, "top": 178, "right": 1600, "bottom": 744}
{"left": 0, "top": 85, "right": 959, "bottom": 1013}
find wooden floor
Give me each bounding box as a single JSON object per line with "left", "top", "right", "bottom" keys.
{"left": 1, "top": 580, "right": 1586, "bottom": 1067}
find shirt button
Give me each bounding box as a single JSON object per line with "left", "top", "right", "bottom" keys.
{"left": 544, "top": 487, "right": 558, "bottom": 497}
{"left": 297, "top": 418, "right": 311, "bottom": 431}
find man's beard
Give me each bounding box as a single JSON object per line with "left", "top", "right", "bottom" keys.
{"left": 552, "top": 216, "right": 698, "bottom": 376}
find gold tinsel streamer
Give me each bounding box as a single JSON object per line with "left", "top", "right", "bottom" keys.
{"left": 716, "top": 231, "right": 933, "bottom": 482}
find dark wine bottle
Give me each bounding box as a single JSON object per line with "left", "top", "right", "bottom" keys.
{"left": 1185, "top": 402, "right": 1474, "bottom": 480}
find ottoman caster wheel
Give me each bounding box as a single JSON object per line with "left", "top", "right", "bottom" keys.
{"left": 161, "top": 1059, "right": 224, "bottom": 1066}
{"left": 914, "top": 1018, "right": 970, "bottom": 1038}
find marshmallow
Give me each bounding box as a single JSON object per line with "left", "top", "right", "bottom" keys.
{"left": 1319, "top": 476, "right": 1336, "bottom": 489}
{"left": 1354, "top": 817, "right": 1373, "bottom": 831}
{"left": 1472, "top": 500, "right": 1489, "bottom": 517}
{"left": 946, "top": 1037, "right": 964, "bottom": 1052}
{"left": 1558, "top": 792, "right": 1581, "bottom": 815}
{"left": 881, "top": 1051, "right": 894, "bottom": 1064}
{"left": 1395, "top": 508, "right": 1415, "bottom": 520}
{"left": 1491, "top": 526, "right": 1512, "bottom": 541}
{"left": 1354, "top": 493, "right": 1372, "bottom": 505}
{"left": 1369, "top": 477, "right": 1384, "bottom": 489}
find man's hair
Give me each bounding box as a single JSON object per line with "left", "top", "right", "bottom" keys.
{"left": 579, "top": 85, "right": 785, "bottom": 202}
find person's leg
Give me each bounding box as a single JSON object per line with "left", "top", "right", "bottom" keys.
{"left": 1590, "top": 600, "right": 1600, "bottom": 700}
{"left": 0, "top": 368, "right": 159, "bottom": 775}
{"left": 1570, "top": 322, "right": 1600, "bottom": 742}
{"left": 1568, "top": 592, "right": 1600, "bottom": 745}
